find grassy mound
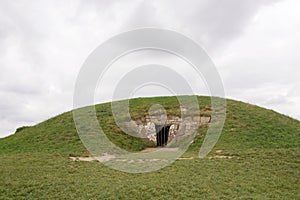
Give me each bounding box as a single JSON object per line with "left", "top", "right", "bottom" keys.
{"left": 0, "top": 96, "right": 299, "bottom": 199}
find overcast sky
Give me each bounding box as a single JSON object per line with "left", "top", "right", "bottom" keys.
{"left": 1, "top": 0, "right": 300, "bottom": 138}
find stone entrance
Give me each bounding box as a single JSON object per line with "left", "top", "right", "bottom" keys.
{"left": 155, "top": 125, "right": 170, "bottom": 146}
{"left": 123, "top": 114, "right": 211, "bottom": 146}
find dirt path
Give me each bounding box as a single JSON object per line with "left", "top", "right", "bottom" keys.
{"left": 69, "top": 149, "right": 237, "bottom": 162}
{"left": 70, "top": 147, "right": 193, "bottom": 162}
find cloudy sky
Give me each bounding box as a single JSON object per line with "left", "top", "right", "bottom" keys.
{"left": 1, "top": 0, "right": 300, "bottom": 138}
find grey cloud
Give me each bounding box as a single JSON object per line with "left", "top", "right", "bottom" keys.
{"left": 123, "top": 0, "right": 280, "bottom": 50}
{"left": 0, "top": 0, "right": 299, "bottom": 138}
{"left": 264, "top": 95, "right": 291, "bottom": 106}
{"left": 0, "top": 2, "right": 47, "bottom": 68}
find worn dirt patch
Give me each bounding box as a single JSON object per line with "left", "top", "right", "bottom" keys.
{"left": 176, "top": 157, "right": 194, "bottom": 160}
{"left": 70, "top": 153, "right": 116, "bottom": 162}
{"left": 141, "top": 147, "right": 179, "bottom": 152}
{"left": 70, "top": 156, "right": 96, "bottom": 162}
{"left": 207, "top": 149, "right": 238, "bottom": 159}
{"left": 215, "top": 149, "right": 223, "bottom": 153}
{"left": 70, "top": 148, "right": 189, "bottom": 163}
{"left": 208, "top": 155, "right": 236, "bottom": 159}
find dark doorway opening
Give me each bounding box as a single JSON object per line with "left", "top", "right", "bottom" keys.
{"left": 155, "top": 125, "right": 170, "bottom": 146}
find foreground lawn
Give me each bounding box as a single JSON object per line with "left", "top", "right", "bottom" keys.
{"left": 0, "top": 148, "right": 299, "bottom": 199}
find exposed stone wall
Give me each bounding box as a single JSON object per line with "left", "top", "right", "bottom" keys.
{"left": 124, "top": 115, "right": 211, "bottom": 144}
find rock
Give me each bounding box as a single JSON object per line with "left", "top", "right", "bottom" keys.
{"left": 200, "top": 116, "right": 211, "bottom": 124}
{"left": 145, "top": 122, "right": 156, "bottom": 142}
{"left": 193, "top": 116, "right": 201, "bottom": 122}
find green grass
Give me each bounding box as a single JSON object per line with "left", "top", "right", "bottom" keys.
{"left": 0, "top": 96, "right": 299, "bottom": 199}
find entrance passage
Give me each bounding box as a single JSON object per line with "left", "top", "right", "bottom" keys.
{"left": 155, "top": 125, "right": 170, "bottom": 146}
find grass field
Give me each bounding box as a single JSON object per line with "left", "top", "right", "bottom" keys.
{"left": 0, "top": 96, "right": 299, "bottom": 199}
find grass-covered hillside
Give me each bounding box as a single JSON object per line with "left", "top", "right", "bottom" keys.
{"left": 0, "top": 96, "right": 299, "bottom": 199}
